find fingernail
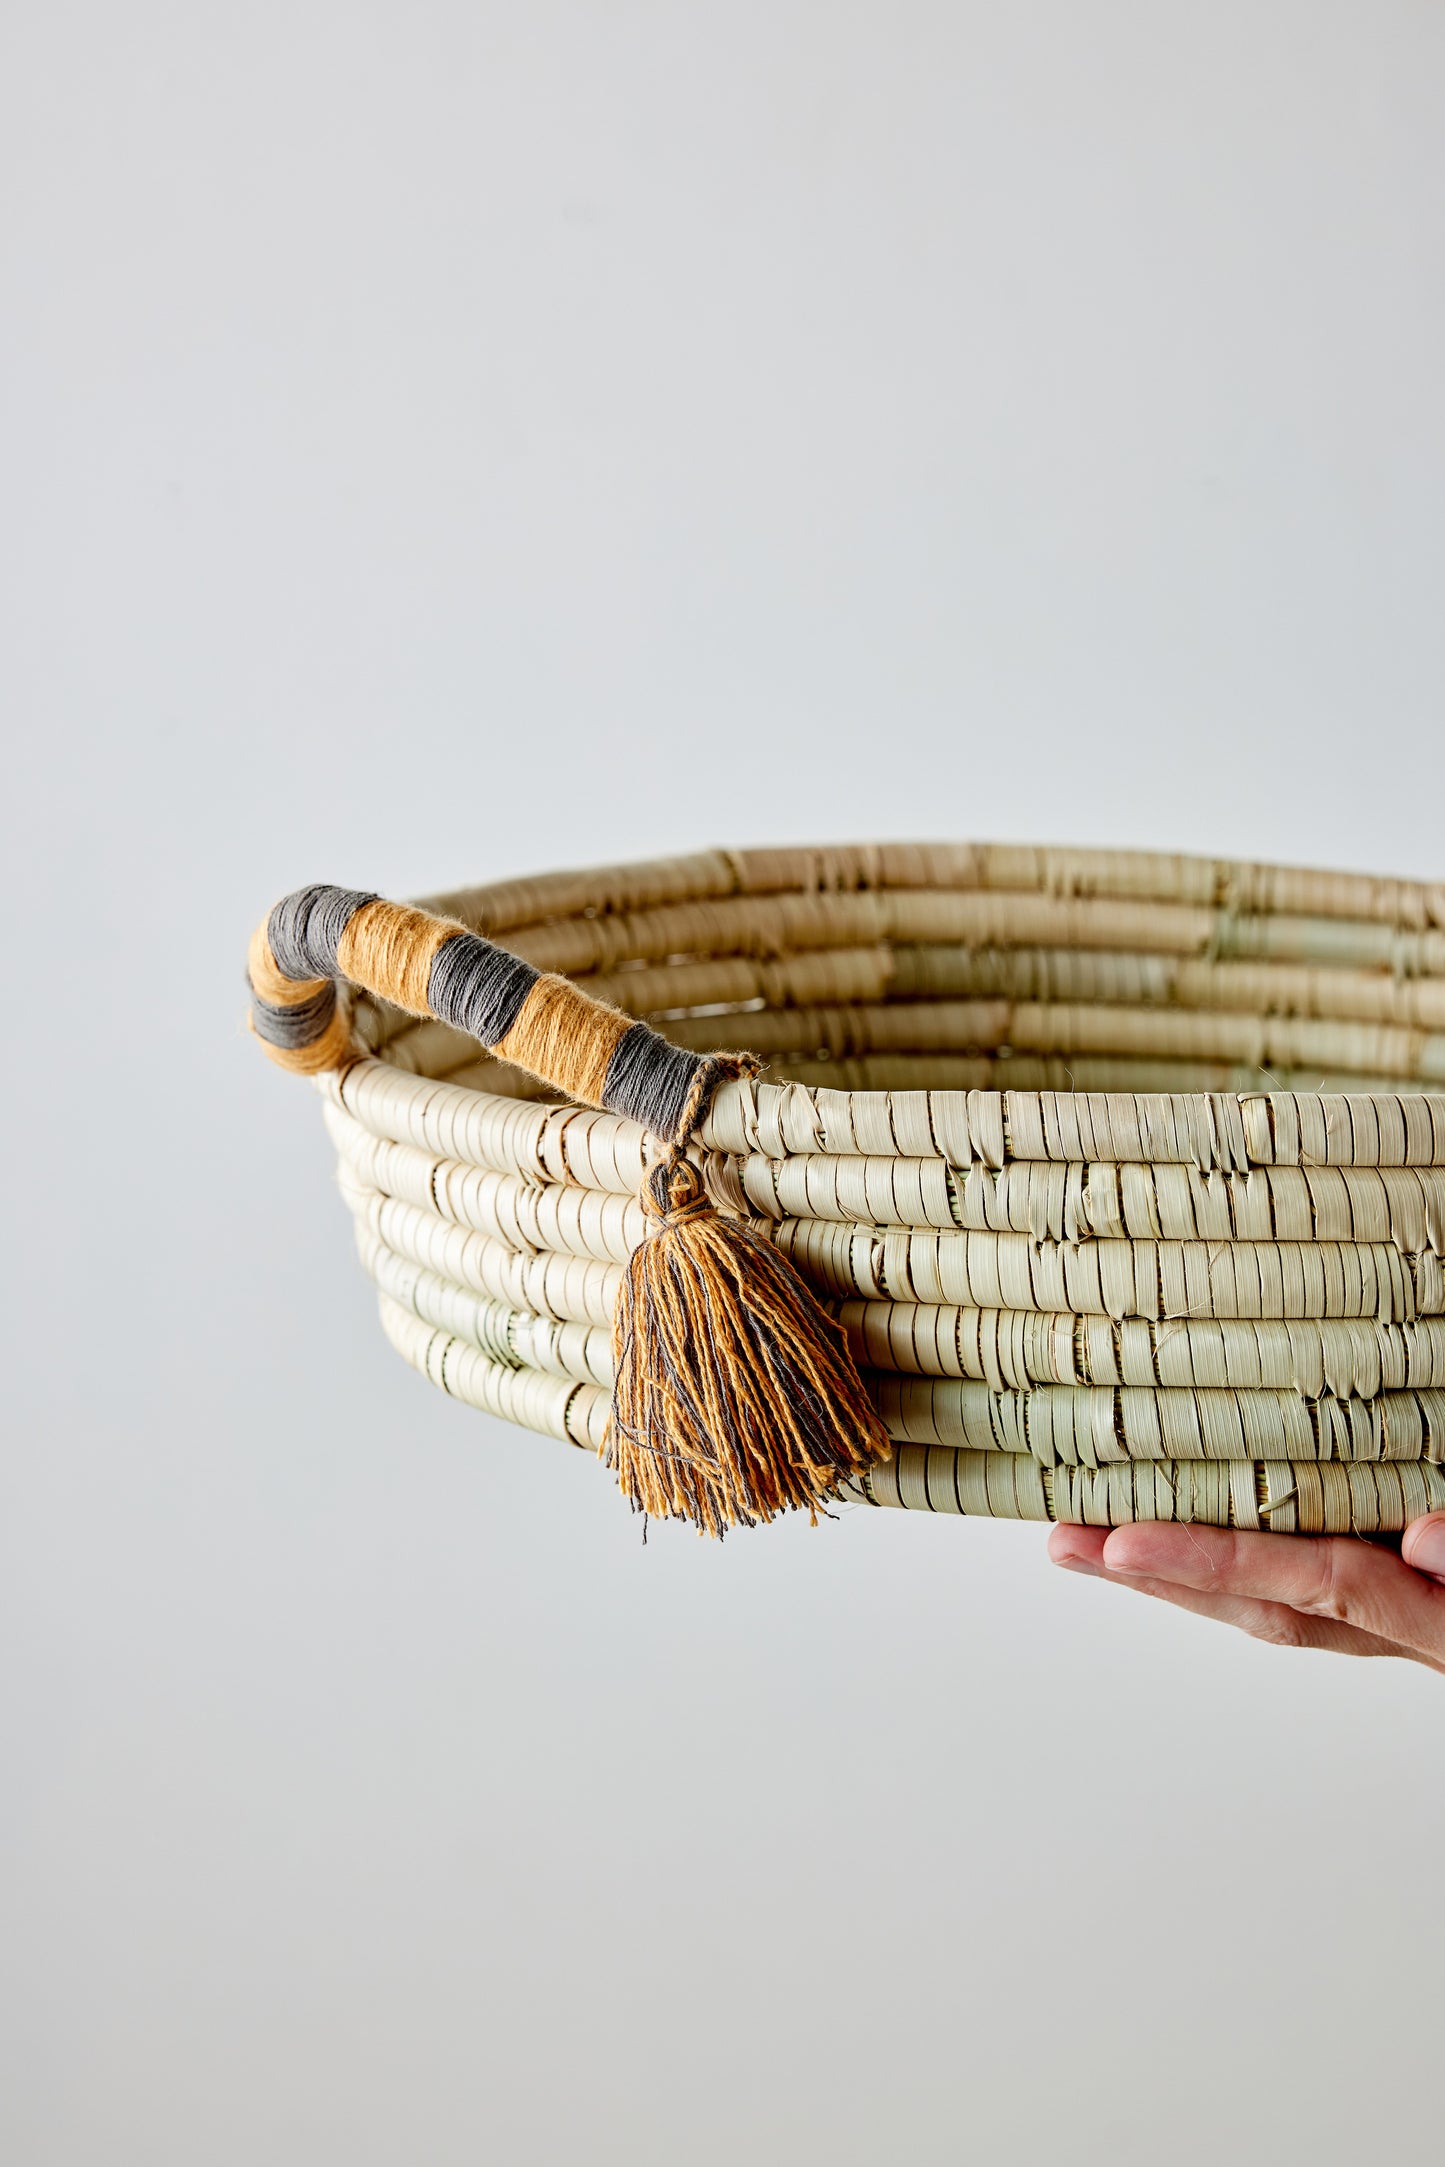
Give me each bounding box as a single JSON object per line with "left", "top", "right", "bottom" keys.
{"left": 1055, "top": 1557, "right": 1101, "bottom": 1577}
{"left": 1407, "top": 1518, "right": 1445, "bottom": 1583}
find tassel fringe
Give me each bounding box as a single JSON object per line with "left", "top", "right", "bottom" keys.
{"left": 606, "top": 1155, "right": 893, "bottom": 1535}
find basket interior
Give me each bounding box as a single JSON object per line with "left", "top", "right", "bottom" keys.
{"left": 347, "top": 843, "right": 1445, "bottom": 1105}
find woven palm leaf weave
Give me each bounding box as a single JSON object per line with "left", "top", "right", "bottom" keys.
{"left": 313, "top": 844, "right": 1445, "bottom": 1533}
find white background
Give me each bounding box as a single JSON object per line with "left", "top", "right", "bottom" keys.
{"left": 4, "top": 5, "right": 1443, "bottom": 2162}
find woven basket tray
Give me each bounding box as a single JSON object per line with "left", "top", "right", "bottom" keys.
{"left": 297, "top": 843, "right": 1445, "bottom": 1534}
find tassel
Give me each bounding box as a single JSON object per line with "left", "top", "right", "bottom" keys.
{"left": 606, "top": 1151, "right": 893, "bottom": 1536}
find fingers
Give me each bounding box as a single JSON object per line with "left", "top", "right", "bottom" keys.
{"left": 1048, "top": 1523, "right": 1389, "bottom": 1652}
{"left": 1054, "top": 1544, "right": 1415, "bottom": 1659}
{"left": 1401, "top": 1513, "right": 1445, "bottom": 1587}
{"left": 1048, "top": 1519, "right": 1445, "bottom": 1668}
{"left": 1093, "top": 1522, "right": 1445, "bottom": 1662}
{"left": 1047, "top": 1524, "right": 1109, "bottom": 1572}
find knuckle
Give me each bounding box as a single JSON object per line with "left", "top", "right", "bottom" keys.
{"left": 1300, "top": 1543, "right": 1352, "bottom": 1623}
{"left": 1247, "top": 1610, "right": 1314, "bottom": 1651}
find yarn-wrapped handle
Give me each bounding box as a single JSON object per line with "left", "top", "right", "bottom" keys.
{"left": 247, "top": 883, "right": 739, "bottom": 1145}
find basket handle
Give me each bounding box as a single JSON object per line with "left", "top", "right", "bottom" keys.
{"left": 247, "top": 883, "right": 755, "bottom": 1146}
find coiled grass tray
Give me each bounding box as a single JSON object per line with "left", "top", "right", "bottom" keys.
{"left": 312, "top": 843, "right": 1445, "bottom": 1534}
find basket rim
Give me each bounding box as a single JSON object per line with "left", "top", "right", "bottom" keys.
{"left": 322, "top": 837, "right": 1445, "bottom": 1166}
{"left": 414, "top": 837, "right": 1445, "bottom": 935}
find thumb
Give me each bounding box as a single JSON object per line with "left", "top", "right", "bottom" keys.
{"left": 1401, "top": 1513, "right": 1445, "bottom": 1588}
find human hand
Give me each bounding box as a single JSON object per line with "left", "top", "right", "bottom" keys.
{"left": 1048, "top": 1513, "right": 1445, "bottom": 1670}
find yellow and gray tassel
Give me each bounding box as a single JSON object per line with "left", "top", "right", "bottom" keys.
{"left": 249, "top": 884, "right": 892, "bottom": 1532}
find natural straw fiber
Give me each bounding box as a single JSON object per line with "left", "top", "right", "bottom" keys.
{"left": 250, "top": 844, "right": 1445, "bottom": 1535}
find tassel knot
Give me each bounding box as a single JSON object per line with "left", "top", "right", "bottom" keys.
{"left": 639, "top": 1154, "right": 712, "bottom": 1223}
